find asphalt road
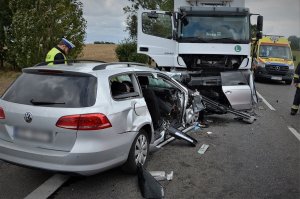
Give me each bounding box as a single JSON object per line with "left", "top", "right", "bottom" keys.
{"left": 0, "top": 80, "right": 299, "bottom": 199}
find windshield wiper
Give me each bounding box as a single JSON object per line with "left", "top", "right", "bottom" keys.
{"left": 30, "top": 99, "right": 66, "bottom": 105}
{"left": 208, "top": 37, "right": 240, "bottom": 44}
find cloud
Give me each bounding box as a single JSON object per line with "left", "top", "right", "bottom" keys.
{"left": 81, "top": 0, "right": 300, "bottom": 43}
{"left": 81, "top": 0, "right": 130, "bottom": 43}
{"left": 246, "top": 0, "right": 300, "bottom": 37}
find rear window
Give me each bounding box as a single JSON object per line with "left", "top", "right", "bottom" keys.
{"left": 1, "top": 72, "right": 97, "bottom": 107}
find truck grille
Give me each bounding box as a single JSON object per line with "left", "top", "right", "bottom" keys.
{"left": 265, "top": 64, "right": 289, "bottom": 75}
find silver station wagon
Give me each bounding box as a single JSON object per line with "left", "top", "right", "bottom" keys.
{"left": 0, "top": 61, "right": 201, "bottom": 175}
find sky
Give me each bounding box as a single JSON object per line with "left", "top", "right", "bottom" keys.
{"left": 81, "top": 0, "right": 300, "bottom": 44}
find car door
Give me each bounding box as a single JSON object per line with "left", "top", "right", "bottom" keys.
{"left": 109, "top": 73, "right": 152, "bottom": 133}
{"left": 221, "top": 71, "right": 252, "bottom": 110}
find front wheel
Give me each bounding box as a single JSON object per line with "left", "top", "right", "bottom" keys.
{"left": 285, "top": 80, "right": 292, "bottom": 85}
{"left": 122, "top": 129, "right": 149, "bottom": 173}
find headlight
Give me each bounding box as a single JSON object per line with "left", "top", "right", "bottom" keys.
{"left": 288, "top": 64, "right": 294, "bottom": 70}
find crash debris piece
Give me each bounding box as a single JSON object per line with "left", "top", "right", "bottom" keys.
{"left": 137, "top": 164, "right": 164, "bottom": 199}
{"left": 202, "top": 95, "right": 256, "bottom": 124}
{"left": 149, "top": 171, "right": 174, "bottom": 181}
{"left": 198, "top": 144, "right": 209, "bottom": 154}
{"left": 207, "top": 131, "right": 212, "bottom": 135}
{"left": 166, "top": 171, "right": 174, "bottom": 181}
{"left": 167, "top": 126, "right": 198, "bottom": 147}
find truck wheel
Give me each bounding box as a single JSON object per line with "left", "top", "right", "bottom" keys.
{"left": 122, "top": 129, "right": 149, "bottom": 174}
{"left": 285, "top": 80, "right": 292, "bottom": 85}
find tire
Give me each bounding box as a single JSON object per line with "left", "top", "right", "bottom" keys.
{"left": 285, "top": 80, "right": 292, "bottom": 85}
{"left": 122, "top": 129, "right": 149, "bottom": 174}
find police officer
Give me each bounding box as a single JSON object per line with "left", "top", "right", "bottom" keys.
{"left": 291, "top": 62, "right": 300, "bottom": 115}
{"left": 45, "top": 38, "right": 75, "bottom": 65}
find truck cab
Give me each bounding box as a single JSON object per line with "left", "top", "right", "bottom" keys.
{"left": 137, "top": 0, "right": 263, "bottom": 111}
{"left": 252, "top": 35, "right": 295, "bottom": 84}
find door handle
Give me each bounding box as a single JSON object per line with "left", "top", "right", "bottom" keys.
{"left": 140, "top": 47, "right": 149, "bottom": 52}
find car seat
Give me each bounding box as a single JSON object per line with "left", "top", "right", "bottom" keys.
{"left": 111, "top": 81, "right": 127, "bottom": 96}
{"left": 138, "top": 76, "right": 161, "bottom": 129}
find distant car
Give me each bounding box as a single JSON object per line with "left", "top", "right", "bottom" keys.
{"left": 0, "top": 61, "right": 200, "bottom": 175}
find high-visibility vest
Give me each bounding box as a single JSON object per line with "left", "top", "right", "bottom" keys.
{"left": 45, "top": 47, "right": 66, "bottom": 65}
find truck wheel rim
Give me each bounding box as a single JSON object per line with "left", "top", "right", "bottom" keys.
{"left": 135, "top": 134, "right": 148, "bottom": 165}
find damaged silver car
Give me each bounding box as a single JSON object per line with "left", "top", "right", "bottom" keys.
{"left": 0, "top": 61, "right": 202, "bottom": 175}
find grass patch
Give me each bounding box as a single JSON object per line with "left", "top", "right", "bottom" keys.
{"left": 0, "top": 71, "right": 21, "bottom": 95}
{"left": 0, "top": 71, "right": 21, "bottom": 79}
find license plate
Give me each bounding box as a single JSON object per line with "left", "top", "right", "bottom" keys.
{"left": 15, "top": 128, "right": 51, "bottom": 143}
{"left": 271, "top": 76, "right": 282, "bottom": 80}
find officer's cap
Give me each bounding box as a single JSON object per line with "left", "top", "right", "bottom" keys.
{"left": 61, "top": 38, "right": 75, "bottom": 49}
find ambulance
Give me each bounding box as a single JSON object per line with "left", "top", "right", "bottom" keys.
{"left": 252, "top": 35, "right": 295, "bottom": 84}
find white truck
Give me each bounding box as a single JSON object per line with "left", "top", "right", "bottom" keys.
{"left": 137, "top": 0, "right": 263, "bottom": 112}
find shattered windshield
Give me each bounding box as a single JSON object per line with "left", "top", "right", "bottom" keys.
{"left": 259, "top": 45, "right": 292, "bottom": 60}
{"left": 180, "top": 16, "right": 250, "bottom": 43}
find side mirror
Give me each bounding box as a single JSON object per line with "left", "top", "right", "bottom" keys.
{"left": 256, "top": 32, "right": 262, "bottom": 39}
{"left": 172, "top": 30, "right": 178, "bottom": 40}
{"left": 293, "top": 56, "right": 296, "bottom": 61}
{"left": 257, "top": 15, "right": 263, "bottom": 32}
{"left": 180, "top": 12, "right": 189, "bottom": 26}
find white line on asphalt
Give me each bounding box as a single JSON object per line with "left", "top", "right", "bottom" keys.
{"left": 256, "top": 92, "right": 276, "bottom": 111}
{"left": 288, "top": 126, "right": 300, "bottom": 141}
{"left": 24, "top": 174, "right": 70, "bottom": 199}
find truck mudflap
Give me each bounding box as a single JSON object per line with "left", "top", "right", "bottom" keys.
{"left": 202, "top": 95, "right": 256, "bottom": 124}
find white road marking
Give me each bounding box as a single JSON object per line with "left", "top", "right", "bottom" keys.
{"left": 24, "top": 174, "right": 70, "bottom": 199}
{"left": 257, "top": 91, "right": 276, "bottom": 111}
{"left": 288, "top": 126, "right": 300, "bottom": 141}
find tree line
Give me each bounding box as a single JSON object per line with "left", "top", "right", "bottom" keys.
{"left": 1, "top": 0, "right": 299, "bottom": 70}
{"left": 0, "top": 0, "right": 86, "bottom": 70}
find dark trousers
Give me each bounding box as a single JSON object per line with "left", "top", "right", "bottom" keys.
{"left": 292, "top": 87, "right": 300, "bottom": 109}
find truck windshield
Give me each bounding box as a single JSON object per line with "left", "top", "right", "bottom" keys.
{"left": 180, "top": 16, "right": 249, "bottom": 43}
{"left": 259, "top": 45, "right": 292, "bottom": 60}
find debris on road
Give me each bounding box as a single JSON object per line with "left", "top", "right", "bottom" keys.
{"left": 167, "top": 126, "right": 198, "bottom": 147}
{"left": 203, "top": 95, "right": 256, "bottom": 124}
{"left": 137, "top": 164, "right": 164, "bottom": 199}
{"left": 198, "top": 144, "right": 209, "bottom": 155}
{"left": 207, "top": 131, "right": 213, "bottom": 135}
{"left": 149, "top": 171, "right": 174, "bottom": 181}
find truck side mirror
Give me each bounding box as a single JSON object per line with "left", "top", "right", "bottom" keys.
{"left": 180, "top": 12, "right": 189, "bottom": 26}
{"left": 172, "top": 30, "right": 178, "bottom": 40}
{"left": 257, "top": 15, "right": 263, "bottom": 32}
{"left": 256, "top": 32, "right": 262, "bottom": 40}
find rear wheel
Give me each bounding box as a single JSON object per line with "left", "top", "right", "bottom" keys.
{"left": 122, "top": 129, "right": 149, "bottom": 173}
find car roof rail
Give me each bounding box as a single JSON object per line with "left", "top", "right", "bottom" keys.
{"left": 34, "top": 59, "right": 106, "bottom": 67}
{"left": 92, "top": 62, "right": 149, "bottom": 71}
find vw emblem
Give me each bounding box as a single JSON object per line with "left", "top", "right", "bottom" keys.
{"left": 24, "top": 112, "right": 32, "bottom": 123}
{"left": 275, "top": 66, "right": 280, "bottom": 71}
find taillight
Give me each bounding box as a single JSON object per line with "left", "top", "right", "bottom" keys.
{"left": 56, "top": 113, "right": 112, "bottom": 130}
{"left": 0, "top": 107, "right": 5, "bottom": 119}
